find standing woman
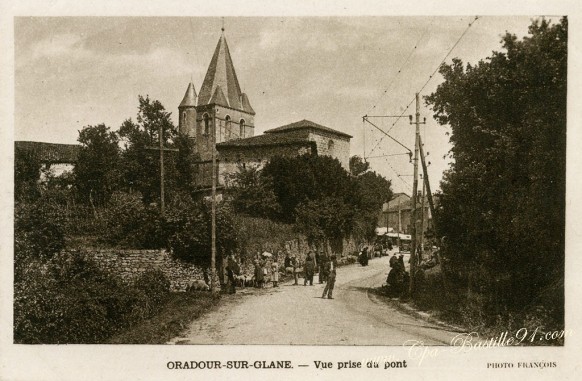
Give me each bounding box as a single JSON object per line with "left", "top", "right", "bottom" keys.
{"left": 271, "top": 256, "right": 280, "bottom": 287}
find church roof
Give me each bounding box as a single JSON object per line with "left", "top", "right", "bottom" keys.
{"left": 216, "top": 129, "right": 313, "bottom": 149}
{"left": 265, "top": 119, "right": 352, "bottom": 139}
{"left": 198, "top": 34, "right": 255, "bottom": 115}
{"left": 179, "top": 82, "right": 197, "bottom": 108}
{"left": 15, "top": 141, "right": 80, "bottom": 164}
{"left": 209, "top": 85, "right": 228, "bottom": 107}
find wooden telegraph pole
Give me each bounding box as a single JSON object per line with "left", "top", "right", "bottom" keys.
{"left": 210, "top": 110, "right": 218, "bottom": 293}
{"left": 146, "top": 124, "right": 178, "bottom": 214}
{"left": 409, "top": 93, "right": 426, "bottom": 296}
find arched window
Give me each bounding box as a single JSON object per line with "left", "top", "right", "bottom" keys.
{"left": 203, "top": 113, "right": 210, "bottom": 135}
{"left": 182, "top": 112, "right": 187, "bottom": 126}
{"left": 328, "top": 140, "right": 335, "bottom": 151}
{"left": 225, "top": 115, "right": 231, "bottom": 140}
{"left": 239, "top": 119, "right": 245, "bottom": 139}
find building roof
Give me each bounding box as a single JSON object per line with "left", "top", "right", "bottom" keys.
{"left": 15, "top": 141, "right": 80, "bottom": 164}
{"left": 264, "top": 119, "right": 352, "bottom": 139}
{"left": 216, "top": 129, "right": 313, "bottom": 149}
{"left": 179, "top": 82, "right": 197, "bottom": 108}
{"left": 197, "top": 34, "right": 255, "bottom": 115}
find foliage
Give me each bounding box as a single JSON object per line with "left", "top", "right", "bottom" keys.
{"left": 74, "top": 124, "right": 121, "bottom": 205}
{"left": 100, "top": 192, "right": 166, "bottom": 249}
{"left": 228, "top": 164, "right": 281, "bottom": 219}
{"left": 107, "top": 291, "right": 221, "bottom": 344}
{"left": 425, "top": 17, "right": 566, "bottom": 317}
{"left": 14, "top": 253, "right": 172, "bottom": 344}
{"left": 14, "top": 145, "right": 41, "bottom": 202}
{"left": 349, "top": 155, "right": 370, "bottom": 176}
{"left": 118, "top": 95, "right": 179, "bottom": 203}
{"left": 228, "top": 154, "right": 393, "bottom": 244}
{"left": 353, "top": 170, "right": 393, "bottom": 240}
{"left": 14, "top": 201, "right": 65, "bottom": 263}
{"left": 166, "top": 198, "right": 239, "bottom": 267}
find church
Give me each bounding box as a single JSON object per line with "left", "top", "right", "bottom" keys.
{"left": 177, "top": 30, "right": 352, "bottom": 189}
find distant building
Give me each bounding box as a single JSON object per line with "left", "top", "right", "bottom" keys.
{"left": 15, "top": 141, "right": 79, "bottom": 178}
{"left": 378, "top": 192, "right": 434, "bottom": 236}
{"left": 177, "top": 31, "right": 351, "bottom": 189}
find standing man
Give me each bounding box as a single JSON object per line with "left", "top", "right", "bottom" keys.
{"left": 321, "top": 255, "right": 337, "bottom": 299}
{"left": 226, "top": 255, "right": 239, "bottom": 294}
{"left": 318, "top": 250, "right": 326, "bottom": 284}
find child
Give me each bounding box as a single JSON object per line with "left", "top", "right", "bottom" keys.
{"left": 271, "top": 259, "right": 279, "bottom": 287}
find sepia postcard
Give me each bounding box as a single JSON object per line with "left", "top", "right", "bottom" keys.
{"left": 1, "top": 0, "right": 581, "bottom": 380}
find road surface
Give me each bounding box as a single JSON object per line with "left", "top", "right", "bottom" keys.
{"left": 170, "top": 255, "right": 460, "bottom": 345}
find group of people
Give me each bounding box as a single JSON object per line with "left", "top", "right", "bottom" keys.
{"left": 225, "top": 250, "right": 338, "bottom": 299}
{"left": 283, "top": 251, "right": 337, "bottom": 299}
{"left": 386, "top": 253, "right": 409, "bottom": 298}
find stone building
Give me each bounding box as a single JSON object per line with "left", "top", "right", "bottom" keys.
{"left": 177, "top": 31, "right": 351, "bottom": 189}
{"left": 378, "top": 192, "right": 433, "bottom": 235}
{"left": 15, "top": 141, "right": 79, "bottom": 178}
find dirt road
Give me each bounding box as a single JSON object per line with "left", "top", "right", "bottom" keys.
{"left": 170, "top": 255, "right": 461, "bottom": 345}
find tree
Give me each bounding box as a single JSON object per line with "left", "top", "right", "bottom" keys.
{"left": 14, "top": 146, "right": 41, "bottom": 202}
{"left": 118, "top": 95, "right": 179, "bottom": 204}
{"left": 228, "top": 164, "right": 281, "bottom": 219}
{"left": 349, "top": 155, "right": 370, "bottom": 176}
{"left": 353, "top": 170, "right": 393, "bottom": 240}
{"left": 74, "top": 124, "right": 121, "bottom": 206}
{"left": 425, "top": 17, "right": 566, "bottom": 314}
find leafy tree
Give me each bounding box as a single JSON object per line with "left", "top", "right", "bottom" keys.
{"left": 228, "top": 164, "right": 281, "bottom": 219}
{"left": 14, "top": 145, "right": 41, "bottom": 202}
{"left": 349, "top": 155, "right": 370, "bottom": 176}
{"left": 353, "top": 170, "right": 393, "bottom": 240}
{"left": 118, "top": 96, "right": 179, "bottom": 204}
{"left": 262, "top": 154, "right": 357, "bottom": 222}
{"left": 74, "top": 124, "right": 121, "bottom": 206}
{"left": 425, "top": 17, "right": 566, "bottom": 315}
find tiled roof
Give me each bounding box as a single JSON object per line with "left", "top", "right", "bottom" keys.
{"left": 216, "top": 129, "right": 313, "bottom": 149}
{"left": 198, "top": 34, "right": 255, "bottom": 115}
{"left": 179, "top": 82, "right": 197, "bottom": 108}
{"left": 264, "top": 119, "right": 352, "bottom": 139}
{"left": 15, "top": 141, "right": 80, "bottom": 163}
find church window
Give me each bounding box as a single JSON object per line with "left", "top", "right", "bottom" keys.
{"left": 239, "top": 119, "right": 245, "bottom": 139}
{"left": 225, "top": 115, "right": 231, "bottom": 140}
{"left": 203, "top": 113, "right": 210, "bottom": 135}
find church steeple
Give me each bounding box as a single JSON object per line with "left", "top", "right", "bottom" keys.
{"left": 197, "top": 34, "right": 254, "bottom": 114}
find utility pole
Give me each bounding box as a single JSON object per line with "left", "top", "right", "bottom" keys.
{"left": 146, "top": 125, "right": 178, "bottom": 214}
{"left": 409, "top": 92, "right": 426, "bottom": 296}
{"left": 211, "top": 110, "right": 218, "bottom": 293}
{"left": 419, "top": 174, "right": 426, "bottom": 261}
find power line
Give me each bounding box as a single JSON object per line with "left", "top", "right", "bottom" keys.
{"left": 366, "top": 16, "right": 480, "bottom": 158}
{"left": 365, "top": 19, "right": 434, "bottom": 116}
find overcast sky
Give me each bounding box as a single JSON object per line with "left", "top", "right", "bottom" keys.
{"left": 15, "top": 16, "right": 541, "bottom": 194}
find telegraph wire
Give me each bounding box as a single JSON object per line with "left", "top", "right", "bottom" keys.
{"left": 365, "top": 18, "right": 434, "bottom": 116}
{"left": 366, "top": 16, "right": 480, "bottom": 158}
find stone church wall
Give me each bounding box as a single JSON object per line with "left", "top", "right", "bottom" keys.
{"left": 307, "top": 131, "right": 350, "bottom": 169}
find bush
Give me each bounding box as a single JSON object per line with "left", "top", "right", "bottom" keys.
{"left": 13, "top": 252, "right": 172, "bottom": 344}
{"left": 131, "top": 269, "right": 171, "bottom": 319}
{"left": 101, "top": 192, "right": 166, "bottom": 248}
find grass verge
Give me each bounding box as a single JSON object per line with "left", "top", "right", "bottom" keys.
{"left": 107, "top": 291, "right": 221, "bottom": 344}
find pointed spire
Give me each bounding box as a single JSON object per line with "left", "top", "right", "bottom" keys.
{"left": 179, "top": 82, "right": 197, "bottom": 108}
{"left": 198, "top": 34, "right": 245, "bottom": 110}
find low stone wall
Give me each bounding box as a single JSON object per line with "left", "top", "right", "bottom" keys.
{"left": 65, "top": 249, "right": 207, "bottom": 292}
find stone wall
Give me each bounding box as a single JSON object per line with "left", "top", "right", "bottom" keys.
{"left": 65, "top": 249, "right": 207, "bottom": 292}
{"left": 307, "top": 131, "right": 350, "bottom": 170}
